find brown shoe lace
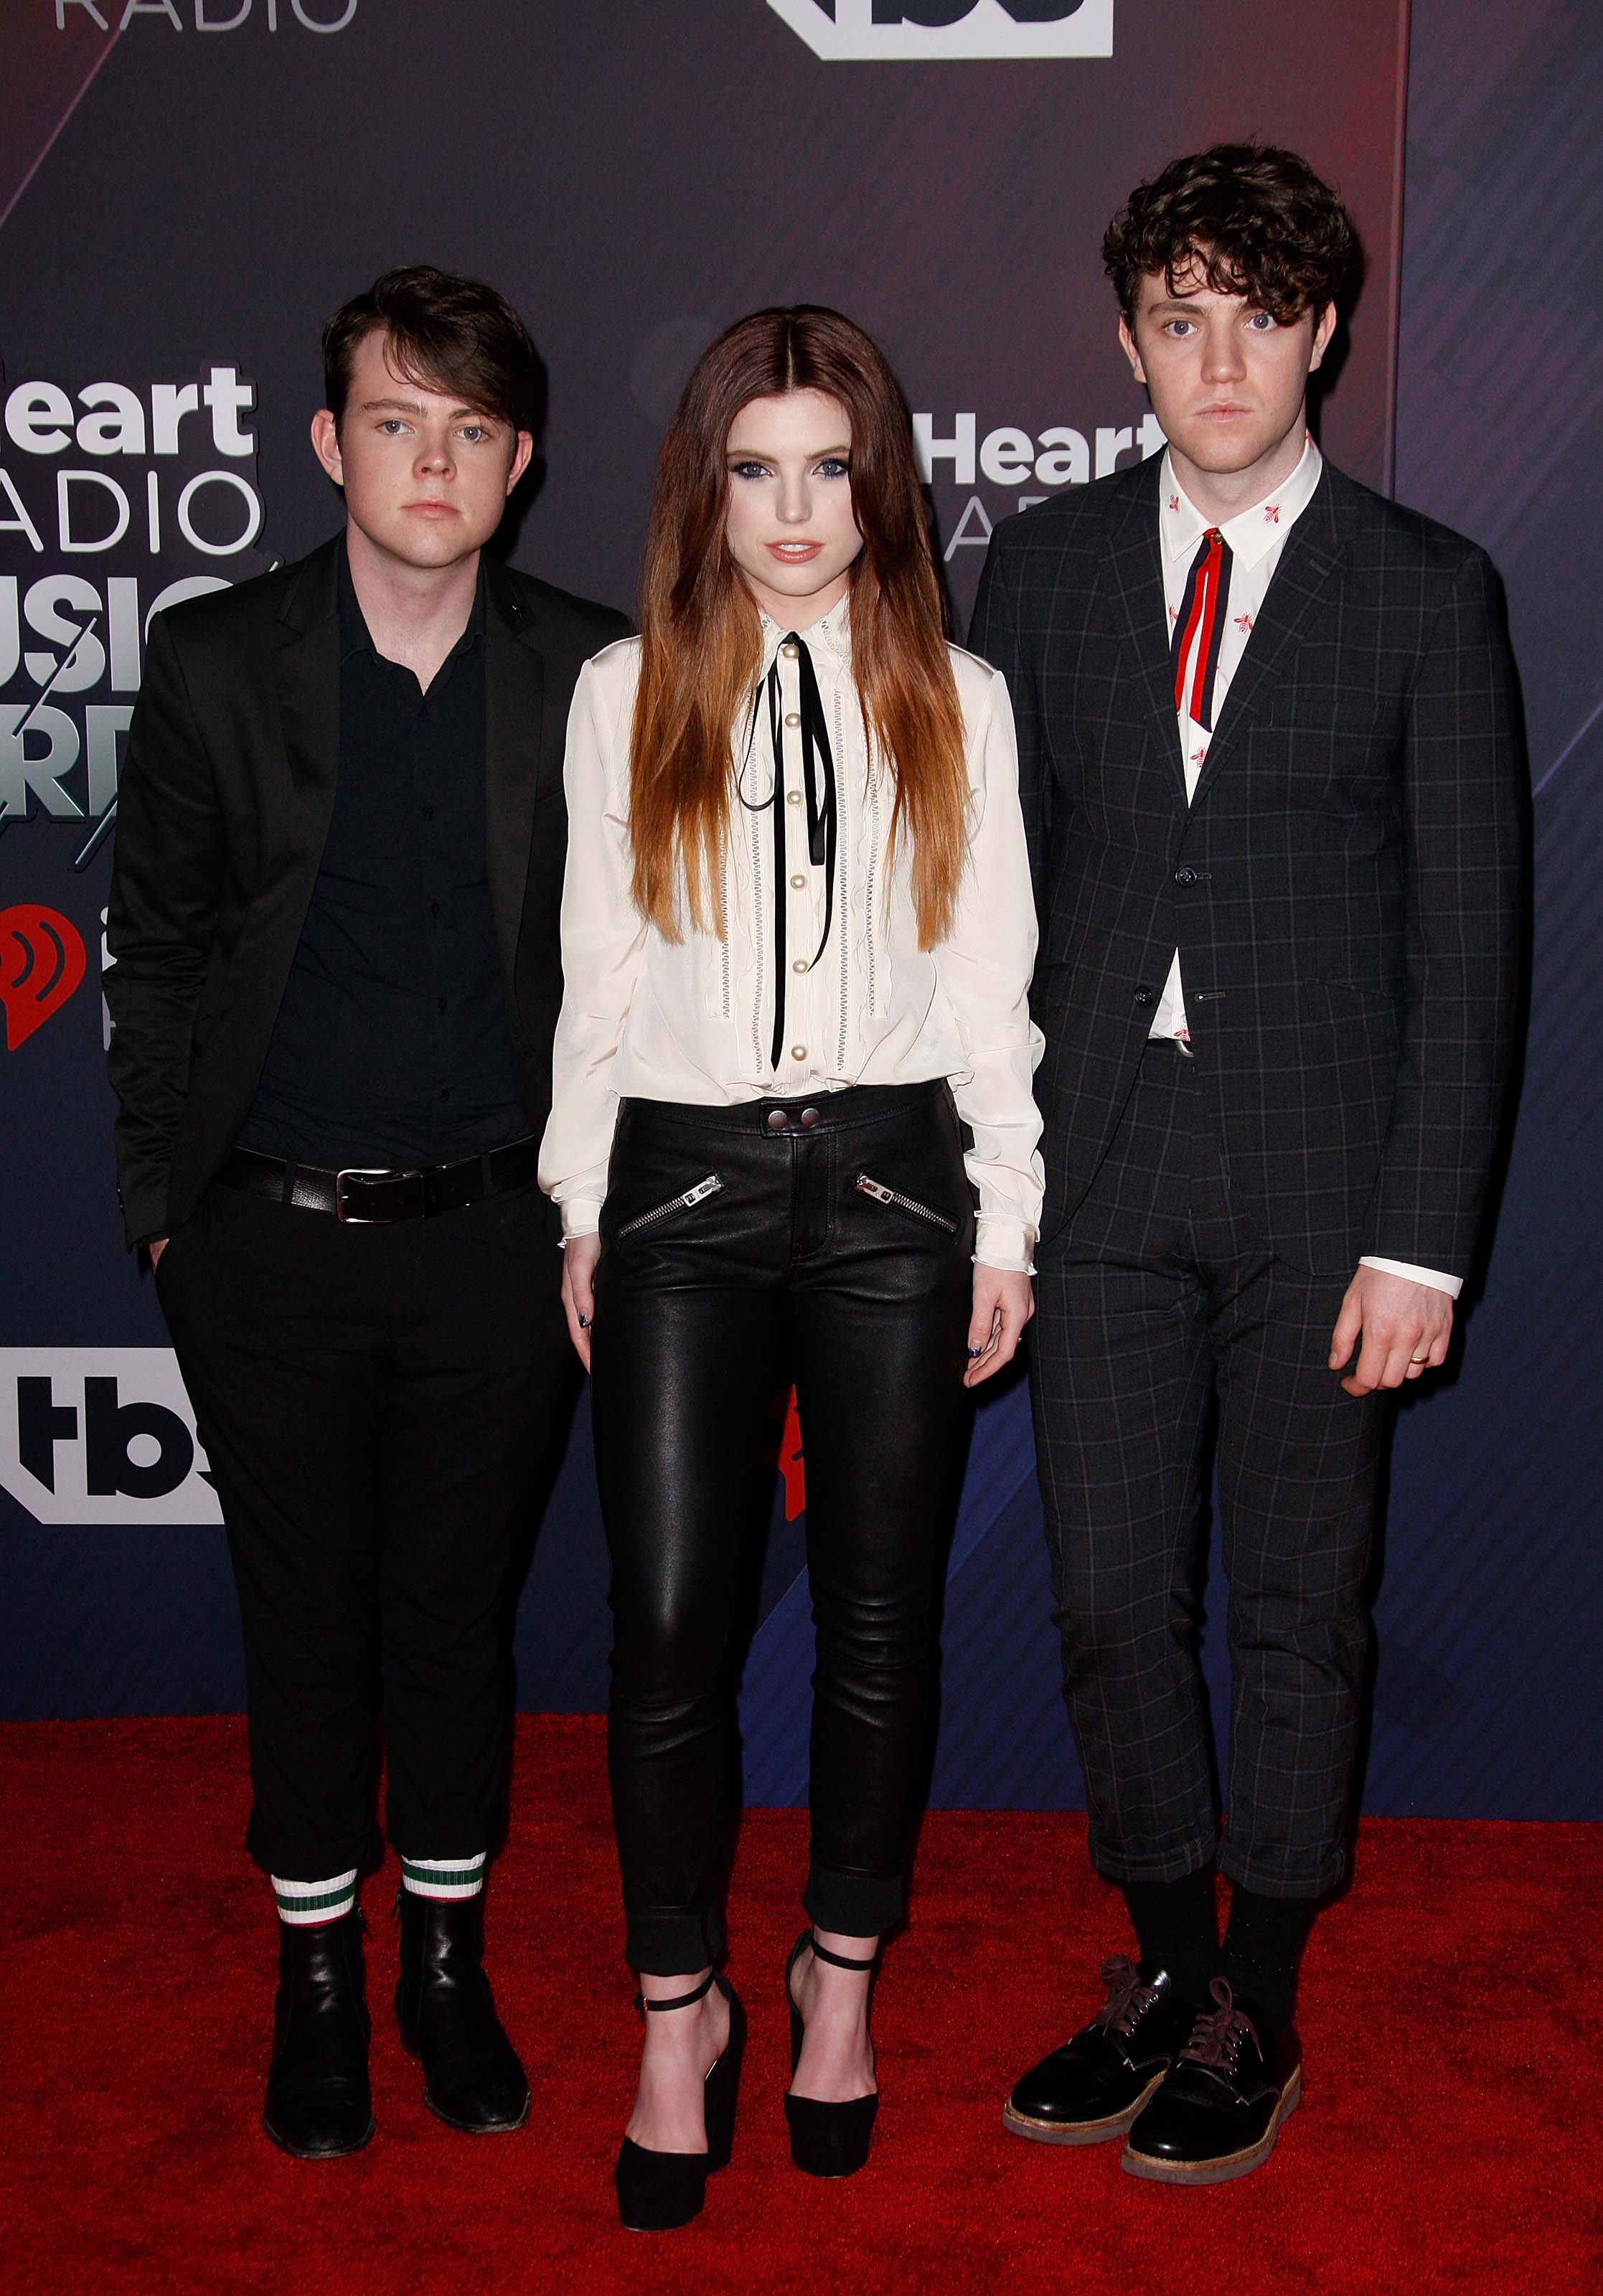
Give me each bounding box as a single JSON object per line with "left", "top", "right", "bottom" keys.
{"left": 1178, "top": 1978, "right": 1259, "bottom": 2071}
{"left": 1089, "top": 1956, "right": 1158, "bottom": 2040}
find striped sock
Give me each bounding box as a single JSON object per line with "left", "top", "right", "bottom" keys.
{"left": 400, "top": 1853, "right": 487, "bottom": 1902}
{"left": 273, "top": 1869, "right": 358, "bottom": 1926}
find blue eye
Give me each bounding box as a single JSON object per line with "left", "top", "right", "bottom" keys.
{"left": 730, "top": 461, "right": 770, "bottom": 480}
{"left": 815, "top": 458, "right": 850, "bottom": 479}
{"left": 1246, "top": 311, "right": 1276, "bottom": 330}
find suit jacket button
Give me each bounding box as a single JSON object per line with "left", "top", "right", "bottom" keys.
{"left": 1133, "top": 987, "right": 1154, "bottom": 1007}
{"left": 1175, "top": 867, "right": 1196, "bottom": 885}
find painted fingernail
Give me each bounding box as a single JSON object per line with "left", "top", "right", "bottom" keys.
{"left": 578, "top": 1314, "right": 590, "bottom": 1329}
{"left": 967, "top": 1345, "right": 983, "bottom": 1357}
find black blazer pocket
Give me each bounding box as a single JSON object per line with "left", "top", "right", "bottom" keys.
{"left": 1320, "top": 981, "right": 1404, "bottom": 1076}
{"left": 1321, "top": 979, "right": 1403, "bottom": 1018}
{"left": 1259, "top": 690, "right": 1395, "bottom": 750}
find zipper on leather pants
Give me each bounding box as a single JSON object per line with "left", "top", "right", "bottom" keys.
{"left": 855, "top": 1173, "right": 958, "bottom": 1233}
{"left": 616, "top": 1175, "right": 724, "bottom": 1239}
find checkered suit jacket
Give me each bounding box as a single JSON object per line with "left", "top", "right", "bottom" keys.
{"left": 969, "top": 453, "right": 1524, "bottom": 1277}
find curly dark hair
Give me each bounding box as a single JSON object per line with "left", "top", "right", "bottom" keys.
{"left": 1103, "top": 144, "right": 1357, "bottom": 324}
{"left": 321, "top": 265, "right": 544, "bottom": 436}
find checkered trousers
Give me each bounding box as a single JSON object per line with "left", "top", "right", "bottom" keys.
{"left": 1030, "top": 1043, "right": 1385, "bottom": 1899}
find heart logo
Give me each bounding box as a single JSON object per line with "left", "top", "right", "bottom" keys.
{"left": 0, "top": 905, "right": 88, "bottom": 1050}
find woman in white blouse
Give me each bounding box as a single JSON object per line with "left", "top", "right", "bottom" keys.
{"left": 540, "top": 306, "right": 1043, "bottom": 2231}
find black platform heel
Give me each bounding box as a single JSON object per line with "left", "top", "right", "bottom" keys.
{"left": 784, "top": 1930, "right": 880, "bottom": 2178}
{"left": 614, "top": 1970, "right": 746, "bottom": 2233}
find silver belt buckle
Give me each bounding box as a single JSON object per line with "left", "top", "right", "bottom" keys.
{"left": 334, "top": 1166, "right": 415, "bottom": 1224}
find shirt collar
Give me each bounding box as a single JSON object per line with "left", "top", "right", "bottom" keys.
{"left": 758, "top": 589, "right": 853, "bottom": 677}
{"left": 338, "top": 544, "right": 487, "bottom": 665}
{"left": 1159, "top": 436, "right": 1323, "bottom": 573}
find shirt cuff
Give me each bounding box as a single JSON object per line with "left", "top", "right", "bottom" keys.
{"left": 1358, "top": 1255, "right": 1462, "bottom": 1300}
{"left": 974, "top": 1216, "right": 1036, "bottom": 1274}
{"left": 559, "top": 1198, "right": 602, "bottom": 1242}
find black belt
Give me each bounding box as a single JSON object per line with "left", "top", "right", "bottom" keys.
{"left": 217, "top": 1137, "right": 541, "bottom": 1224}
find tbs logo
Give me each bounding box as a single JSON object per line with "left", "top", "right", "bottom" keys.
{"left": 0, "top": 1352, "right": 222, "bottom": 1525}
{"left": 767, "top": 0, "right": 1112, "bottom": 60}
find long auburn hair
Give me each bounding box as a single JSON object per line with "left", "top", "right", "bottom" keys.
{"left": 630, "top": 306, "right": 967, "bottom": 949}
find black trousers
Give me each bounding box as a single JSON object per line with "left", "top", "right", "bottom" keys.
{"left": 591, "top": 1082, "right": 975, "bottom": 1976}
{"left": 155, "top": 1176, "right": 573, "bottom": 1881}
{"left": 1030, "top": 1041, "right": 1385, "bottom": 1901}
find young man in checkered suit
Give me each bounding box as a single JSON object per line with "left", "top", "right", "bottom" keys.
{"left": 969, "top": 144, "right": 1523, "bottom": 2183}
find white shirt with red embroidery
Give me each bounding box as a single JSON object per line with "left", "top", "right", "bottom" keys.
{"left": 1155, "top": 437, "right": 1457, "bottom": 1299}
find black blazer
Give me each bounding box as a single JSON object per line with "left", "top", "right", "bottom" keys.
{"left": 969, "top": 453, "right": 1524, "bottom": 1279}
{"left": 105, "top": 536, "right": 629, "bottom": 1248}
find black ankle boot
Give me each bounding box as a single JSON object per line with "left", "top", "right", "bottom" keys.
{"left": 262, "top": 1909, "right": 374, "bottom": 2159}
{"left": 394, "top": 1886, "right": 530, "bottom": 2134}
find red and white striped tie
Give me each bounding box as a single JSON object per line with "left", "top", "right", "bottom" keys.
{"left": 1170, "top": 527, "right": 1233, "bottom": 732}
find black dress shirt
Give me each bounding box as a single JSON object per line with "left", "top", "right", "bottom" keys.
{"left": 239, "top": 556, "right": 529, "bottom": 1169}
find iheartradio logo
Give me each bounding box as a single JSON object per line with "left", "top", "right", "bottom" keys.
{"left": 0, "top": 904, "right": 85, "bottom": 1048}
{"left": 53, "top": 3, "right": 358, "bottom": 31}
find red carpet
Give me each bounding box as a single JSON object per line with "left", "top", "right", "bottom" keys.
{"left": 3, "top": 1717, "right": 1599, "bottom": 2295}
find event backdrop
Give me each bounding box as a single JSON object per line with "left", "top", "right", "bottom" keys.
{"left": 2, "top": 1, "right": 1597, "bottom": 1820}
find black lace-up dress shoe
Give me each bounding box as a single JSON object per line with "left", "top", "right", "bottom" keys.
{"left": 395, "top": 1890, "right": 530, "bottom": 2134}
{"left": 1122, "top": 1979, "right": 1302, "bottom": 2183}
{"left": 262, "top": 1911, "right": 375, "bottom": 2159}
{"left": 1003, "top": 1959, "right": 1200, "bottom": 2145}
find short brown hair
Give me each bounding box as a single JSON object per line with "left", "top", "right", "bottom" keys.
{"left": 321, "top": 265, "right": 543, "bottom": 434}
{"left": 1103, "top": 144, "right": 1357, "bottom": 324}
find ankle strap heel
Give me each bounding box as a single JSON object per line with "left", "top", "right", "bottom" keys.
{"left": 616, "top": 1971, "right": 746, "bottom": 2231}
{"left": 634, "top": 1970, "right": 716, "bottom": 2015}
{"left": 783, "top": 1929, "right": 880, "bottom": 2179}
{"left": 807, "top": 1938, "right": 878, "bottom": 1974}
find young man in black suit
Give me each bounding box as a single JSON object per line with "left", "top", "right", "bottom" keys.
{"left": 970, "top": 147, "right": 1522, "bottom": 2183}
{"left": 106, "top": 268, "right": 628, "bottom": 2158}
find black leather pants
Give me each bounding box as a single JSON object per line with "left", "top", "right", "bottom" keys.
{"left": 591, "top": 1081, "right": 976, "bottom": 1975}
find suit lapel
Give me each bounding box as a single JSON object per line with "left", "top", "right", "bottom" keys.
{"left": 484, "top": 558, "right": 547, "bottom": 989}
{"left": 1101, "top": 460, "right": 1191, "bottom": 810}
{"left": 273, "top": 540, "right": 342, "bottom": 861}
{"left": 1187, "top": 466, "right": 1350, "bottom": 809}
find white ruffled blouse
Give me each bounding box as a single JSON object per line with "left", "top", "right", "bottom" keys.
{"left": 537, "top": 601, "right": 1044, "bottom": 1270}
